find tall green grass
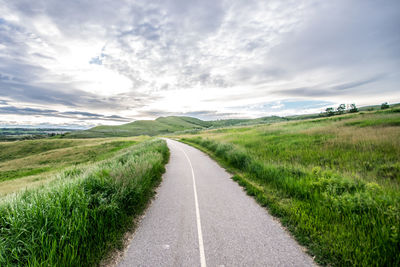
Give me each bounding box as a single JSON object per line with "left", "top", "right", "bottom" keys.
{"left": 0, "top": 139, "right": 146, "bottom": 198}
{"left": 0, "top": 139, "right": 169, "bottom": 266}
{"left": 182, "top": 129, "right": 400, "bottom": 266}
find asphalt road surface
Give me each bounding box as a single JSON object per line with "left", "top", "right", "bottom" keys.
{"left": 119, "top": 139, "right": 315, "bottom": 267}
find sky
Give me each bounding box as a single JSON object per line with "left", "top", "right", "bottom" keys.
{"left": 0, "top": 0, "right": 399, "bottom": 128}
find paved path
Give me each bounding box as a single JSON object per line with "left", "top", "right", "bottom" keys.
{"left": 119, "top": 139, "right": 314, "bottom": 267}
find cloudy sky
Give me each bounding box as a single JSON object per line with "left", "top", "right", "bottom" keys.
{"left": 0, "top": 0, "right": 399, "bottom": 128}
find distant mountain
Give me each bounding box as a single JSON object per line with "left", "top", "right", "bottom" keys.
{"left": 64, "top": 115, "right": 287, "bottom": 138}
{"left": 0, "top": 128, "right": 78, "bottom": 141}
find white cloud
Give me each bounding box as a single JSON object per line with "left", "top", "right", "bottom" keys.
{"left": 0, "top": 0, "right": 399, "bottom": 126}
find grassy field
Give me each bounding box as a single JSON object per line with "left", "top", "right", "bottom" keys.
{"left": 0, "top": 138, "right": 169, "bottom": 266}
{"left": 177, "top": 108, "right": 400, "bottom": 266}
{"left": 0, "top": 137, "right": 149, "bottom": 196}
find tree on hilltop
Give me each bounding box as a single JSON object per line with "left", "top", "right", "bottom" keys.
{"left": 349, "top": 103, "right": 358, "bottom": 113}
{"left": 381, "top": 102, "right": 389, "bottom": 109}
{"left": 325, "top": 107, "right": 335, "bottom": 116}
{"left": 337, "top": 104, "right": 346, "bottom": 115}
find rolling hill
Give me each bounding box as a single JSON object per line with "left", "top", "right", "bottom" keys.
{"left": 64, "top": 116, "right": 287, "bottom": 138}
{"left": 64, "top": 103, "right": 400, "bottom": 138}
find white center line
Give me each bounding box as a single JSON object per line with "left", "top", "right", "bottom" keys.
{"left": 178, "top": 144, "right": 207, "bottom": 267}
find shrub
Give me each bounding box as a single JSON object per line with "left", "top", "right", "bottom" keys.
{"left": 215, "top": 142, "right": 233, "bottom": 158}
{"left": 226, "top": 150, "right": 250, "bottom": 170}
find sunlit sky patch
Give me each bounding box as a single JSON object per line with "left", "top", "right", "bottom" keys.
{"left": 0, "top": 0, "right": 399, "bottom": 128}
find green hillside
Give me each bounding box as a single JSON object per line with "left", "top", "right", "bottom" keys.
{"left": 64, "top": 115, "right": 284, "bottom": 138}
{"left": 64, "top": 103, "right": 400, "bottom": 138}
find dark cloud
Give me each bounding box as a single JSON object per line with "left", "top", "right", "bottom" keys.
{"left": 0, "top": 74, "right": 11, "bottom": 81}
{"left": 0, "top": 74, "right": 120, "bottom": 108}
{"left": 0, "top": 122, "right": 90, "bottom": 129}
{"left": 204, "top": 74, "right": 392, "bottom": 103}
{"left": 0, "top": 105, "right": 131, "bottom": 122}
{"left": 31, "top": 53, "right": 55, "bottom": 61}
{"left": 276, "top": 75, "right": 390, "bottom": 97}
{"left": 122, "top": 23, "right": 160, "bottom": 41}
{"left": 0, "top": 106, "right": 57, "bottom": 115}
{"left": 330, "top": 75, "right": 387, "bottom": 91}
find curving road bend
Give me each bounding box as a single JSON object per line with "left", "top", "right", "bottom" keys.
{"left": 118, "top": 139, "right": 315, "bottom": 267}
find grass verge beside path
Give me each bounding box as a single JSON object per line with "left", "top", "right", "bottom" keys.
{"left": 0, "top": 138, "right": 147, "bottom": 196}
{"left": 0, "top": 139, "right": 169, "bottom": 266}
{"left": 180, "top": 136, "right": 400, "bottom": 266}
